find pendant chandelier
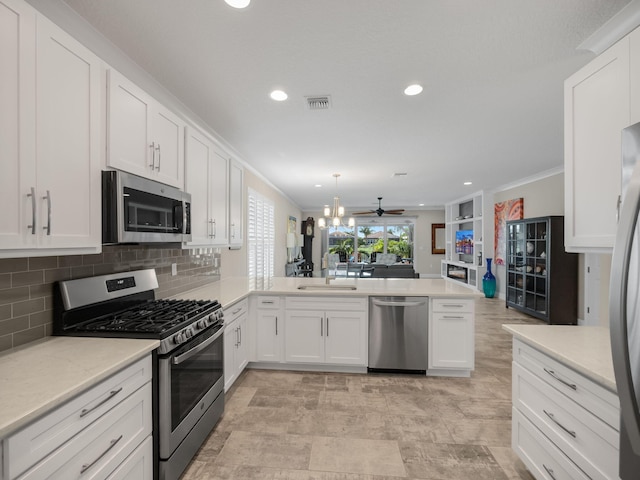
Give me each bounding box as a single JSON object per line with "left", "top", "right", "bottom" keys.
{"left": 317, "top": 173, "right": 355, "bottom": 229}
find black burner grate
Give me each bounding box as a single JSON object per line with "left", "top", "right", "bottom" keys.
{"left": 75, "top": 299, "right": 219, "bottom": 334}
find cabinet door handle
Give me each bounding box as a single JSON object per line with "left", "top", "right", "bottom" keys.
{"left": 543, "top": 409, "right": 576, "bottom": 438}
{"left": 27, "top": 187, "right": 36, "bottom": 234}
{"left": 542, "top": 464, "right": 557, "bottom": 480}
{"left": 320, "top": 317, "right": 323, "bottom": 336}
{"left": 155, "top": 143, "right": 161, "bottom": 170}
{"left": 235, "top": 326, "right": 239, "bottom": 347}
{"left": 239, "top": 325, "right": 242, "bottom": 345}
{"left": 275, "top": 316, "right": 278, "bottom": 335}
{"left": 149, "top": 142, "right": 156, "bottom": 168}
{"left": 43, "top": 190, "right": 51, "bottom": 235}
{"left": 543, "top": 368, "right": 577, "bottom": 390}
{"left": 212, "top": 219, "right": 216, "bottom": 238}
{"left": 79, "top": 387, "right": 123, "bottom": 418}
{"left": 231, "top": 222, "right": 235, "bottom": 239}
{"left": 326, "top": 317, "right": 329, "bottom": 336}
{"left": 616, "top": 194, "right": 622, "bottom": 223}
{"left": 80, "top": 435, "right": 123, "bottom": 474}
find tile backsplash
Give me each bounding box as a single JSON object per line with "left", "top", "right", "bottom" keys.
{"left": 0, "top": 245, "right": 221, "bottom": 353}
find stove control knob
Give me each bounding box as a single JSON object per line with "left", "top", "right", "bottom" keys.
{"left": 173, "top": 332, "right": 184, "bottom": 344}
{"left": 196, "top": 320, "right": 206, "bottom": 330}
{"left": 185, "top": 328, "right": 193, "bottom": 338}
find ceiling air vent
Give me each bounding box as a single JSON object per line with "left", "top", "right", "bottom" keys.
{"left": 306, "top": 96, "right": 331, "bottom": 110}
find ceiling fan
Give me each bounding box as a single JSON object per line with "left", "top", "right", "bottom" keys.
{"left": 352, "top": 197, "right": 405, "bottom": 217}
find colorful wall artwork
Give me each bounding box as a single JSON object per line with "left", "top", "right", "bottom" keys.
{"left": 494, "top": 198, "right": 524, "bottom": 265}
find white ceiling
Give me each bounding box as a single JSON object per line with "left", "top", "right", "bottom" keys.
{"left": 62, "top": 0, "right": 630, "bottom": 211}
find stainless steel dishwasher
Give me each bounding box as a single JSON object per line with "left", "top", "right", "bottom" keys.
{"left": 368, "top": 296, "right": 428, "bottom": 372}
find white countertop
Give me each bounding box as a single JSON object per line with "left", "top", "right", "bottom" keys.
{"left": 0, "top": 337, "right": 159, "bottom": 438}
{"left": 502, "top": 324, "right": 616, "bottom": 392}
{"left": 176, "top": 276, "right": 480, "bottom": 306}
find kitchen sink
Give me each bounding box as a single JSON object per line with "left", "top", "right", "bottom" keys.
{"left": 297, "top": 284, "right": 357, "bottom": 291}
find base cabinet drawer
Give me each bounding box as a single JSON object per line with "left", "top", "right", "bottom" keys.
{"left": 514, "top": 362, "right": 618, "bottom": 480}
{"left": 6, "top": 356, "right": 152, "bottom": 480}
{"left": 106, "top": 436, "right": 152, "bottom": 480}
{"left": 16, "top": 383, "right": 152, "bottom": 480}
{"left": 513, "top": 408, "right": 591, "bottom": 480}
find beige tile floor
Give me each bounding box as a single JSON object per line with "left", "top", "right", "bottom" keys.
{"left": 182, "top": 296, "right": 544, "bottom": 479}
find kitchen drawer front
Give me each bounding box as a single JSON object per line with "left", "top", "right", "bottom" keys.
{"left": 285, "top": 296, "right": 366, "bottom": 312}
{"left": 224, "top": 299, "right": 248, "bottom": 323}
{"left": 512, "top": 407, "right": 591, "bottom": 480}
{"left": 514, "top": 362, "right": 618, "bottom": 480}
{"left": 513, "top": 339, "right": 619, "bottom": 429}
{"left": 16, "top": 382, "right": 152, "bottom": 480}
{"left": 431, "top": 298, "right": 474, "bottom": 313}
{"left": 256, "top": 296, "right": 281, "bottom": 309}
{"left": 7, "top": 355, "right": 152, "bottom": 479}
{"left": 105, "top": 436, "right": 152, "bottom": 480}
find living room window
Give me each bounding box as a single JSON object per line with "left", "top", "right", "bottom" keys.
{"left": 324, "top": 217, "right": 416, "bottom": 264}
{"left": 247, "top": 188, "right": 275, "bottom": 289}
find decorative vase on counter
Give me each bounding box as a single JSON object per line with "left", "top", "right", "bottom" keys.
{"left": 483, "top": 258, "right": 496, "bottom": 298}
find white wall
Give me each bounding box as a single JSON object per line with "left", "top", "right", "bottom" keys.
{"left": 221, "top": 168, "right": 302, "bottom": 278}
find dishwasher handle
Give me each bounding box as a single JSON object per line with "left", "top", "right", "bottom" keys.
{"left": 371, "top": 299, "right": 427, "bottom": 308}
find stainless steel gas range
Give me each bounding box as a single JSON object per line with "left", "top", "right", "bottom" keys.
{"left": 54, "top": 269, "right": 224, "bottom": 480}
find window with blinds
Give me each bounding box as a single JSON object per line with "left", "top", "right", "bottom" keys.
{"left": 247, "top": 188, "right": 275, "bottom": 289}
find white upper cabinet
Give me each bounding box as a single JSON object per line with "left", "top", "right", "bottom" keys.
{"left": 185, "top": 127, "right": 228, "bottom": 246}
{"left": 0, "top": 0, "right": 102, "bottom": 256}
{"left": 564, "top": 36, "right": 631, "bottom": 252}
{"left": 0, "top": 0, "right": 36, "bottom": 250}
{"left": 228, "top": 159, "right": 244, "bottom": 247}
{"left": 107, "top": 68, "right": 184, "bottom": 189}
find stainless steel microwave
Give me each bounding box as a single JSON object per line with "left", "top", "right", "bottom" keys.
{"left": 102, "top": 170, "right": 191, "bottom": 244}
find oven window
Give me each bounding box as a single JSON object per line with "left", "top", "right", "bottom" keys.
{"left": 170, "top": 327, "right": 223, "bottom": 430}
{"left": 123, "top": 187, "right": 182, "bottom": 233}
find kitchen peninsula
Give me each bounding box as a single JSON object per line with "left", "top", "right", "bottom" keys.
{"left": 178, "top": 276, "right": 480, "bottom": 388}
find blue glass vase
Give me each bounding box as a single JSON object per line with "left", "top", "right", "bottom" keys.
{"left": 483, "top": 258, "right": 496, "bottom": 298}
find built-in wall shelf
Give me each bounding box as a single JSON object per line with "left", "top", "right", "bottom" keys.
{"left": 441, "top": 191, "right": 493, "bottom": 291}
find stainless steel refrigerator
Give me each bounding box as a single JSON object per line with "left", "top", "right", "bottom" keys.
{"left": 610, "top": 121, "right": 640, "bottom": 478}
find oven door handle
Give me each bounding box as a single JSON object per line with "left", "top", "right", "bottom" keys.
{"left": 173, "top": 327, "right": 224, "bottom": 365}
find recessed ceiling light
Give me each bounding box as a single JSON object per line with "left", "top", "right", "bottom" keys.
{"left": 404, "top": 84, "right": 423, "bottom": 96}
{"left": 463, "top": 181, "right": 472, "bottom": 186}
{"left": 419, "top": 203, "right": 425, "bottom": 207}
{"left": 314, "top": 184, "right": 322, "bottom": 188}
{"left": 270, "top": 90, "right": 288, "bottom": 101}
{"left": 224, "top": 0, "right": 250, "bottom": 8}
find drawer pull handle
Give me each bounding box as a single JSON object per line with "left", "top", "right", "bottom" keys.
{"left": 544, "top": 410, "right": 576, "bottom": 438}
{"left": 262, "top": 300, "right": 274, "bottom": 304}
{"left": 543, "top": 368, "right": 577, "bottom": 390}
{"left": 543, "top": 464, "right": 557, "bottom": 480}
{"left": 441, "top": 304, "right": 464, "bottom": 308}
{"left": 442, "top": 315, "right": 464, "bottom": 319}
{"left": 80, "top": 434, "right": 123, "bottom": 474}
{"left": 79, "top": 387, "right": 123, "bottom": 418}
{"left": 231, "top": 307, "right": 242, "bottom": 315}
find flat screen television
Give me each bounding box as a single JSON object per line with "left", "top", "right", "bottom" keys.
{"left": 455, "top": 229, "right": 473, "bottom": 254}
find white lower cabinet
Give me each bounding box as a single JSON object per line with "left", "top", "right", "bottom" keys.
{"left": 428, "top": 298, "right": 474, "bottom": 373}
{"left": 223, "top": 299, "right": 249, "bottom": 391}
{"left": 255, "top": 296, "right": 283, "bottom": 362}
{"left": 5, "top": 355, "right": 153, "bottom": 480}
{"left": 283, "top": 297, "right": 367, "bottom": 366}
{"left": 511, "top": 339, "right": 620, "bottom": 480}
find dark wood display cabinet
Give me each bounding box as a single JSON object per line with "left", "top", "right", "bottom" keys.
{"left": 505, "top": 216, "right": 578, "bottom": 324}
